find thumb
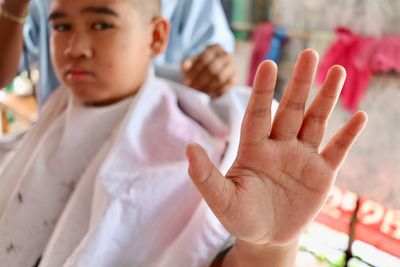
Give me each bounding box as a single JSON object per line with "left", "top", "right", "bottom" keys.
{"left": 181, "top": 58, "right": 194, "bottom": 72}
{"left": 186, "top": 143, "right": 231, "bottom": 214}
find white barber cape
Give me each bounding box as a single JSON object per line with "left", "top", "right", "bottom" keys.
{"left": 0, "top": 72, "right": 278, "bottom": 267}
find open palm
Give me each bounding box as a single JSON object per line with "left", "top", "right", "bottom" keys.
{"left": 186, "top": 49, "right": 367, "bottom": 247}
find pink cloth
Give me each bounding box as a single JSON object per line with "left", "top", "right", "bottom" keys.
{"left": 247, "top": 23, "right": 275, "bottom": 86}
{"left": 317, "top": 28, "right": 400, "bottom": 112}
{"left": 317, "top": 28, "right": 376, "bottom": 112}
{"left": 371, "top": 35, "right": 400, "bottom": 73}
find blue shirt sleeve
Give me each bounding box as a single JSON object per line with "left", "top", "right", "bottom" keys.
{"left": 22, "top": 0, "right": 59, "bottom": 106}
{"left": 20, "top": 1, "right": 41, "bottom": 73}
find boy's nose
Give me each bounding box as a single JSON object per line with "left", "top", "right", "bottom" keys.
{"left": 65, "top": 33, "right": 93, "bottom": 59}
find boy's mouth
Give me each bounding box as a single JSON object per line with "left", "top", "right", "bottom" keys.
{"left": 65, "top": 67, "right": 94, "bottom": 82}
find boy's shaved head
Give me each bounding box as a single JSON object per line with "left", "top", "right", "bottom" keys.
{"left": 130, "top": 0, "right": 160, "bottom": 21}
{"left": 51, "top": 0, "right": 169, "bottom": 106}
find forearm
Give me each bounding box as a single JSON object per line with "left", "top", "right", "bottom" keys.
{"left": 0, "top": 0, "right": 29, "bottom": 88}
{"left": 212, "top": 239, "right": 299, "bottom": 267}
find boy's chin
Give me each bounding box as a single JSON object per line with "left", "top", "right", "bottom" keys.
{"left": 64, "top": 83, "right": 139, "bottom": 107}
{"left": 73, "top": 92, "right": 135, "bottom": 107}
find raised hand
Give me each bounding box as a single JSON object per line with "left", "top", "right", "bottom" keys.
{"left": 186, "top": 49, "right": 367, "bottom": 250}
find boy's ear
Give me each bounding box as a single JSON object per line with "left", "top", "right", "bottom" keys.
{"left": 150, "top": 17, "right": 170, "bottom": 57}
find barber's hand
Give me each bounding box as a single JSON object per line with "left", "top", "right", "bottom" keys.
{"left": 2, "top": 0, "right": 30, "bottom": 15}
{"left": 181, "top": 44, "right": 239, "bottom": 98}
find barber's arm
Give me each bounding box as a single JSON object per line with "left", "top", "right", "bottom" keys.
{"left": 0, "top": 0, "right": 30, "bottom": 88}
{"left": 159, "top": 0, "right": 238, "bottom": 97}
{"left": 180, "top": 0, "right": 238, "bottom": 97}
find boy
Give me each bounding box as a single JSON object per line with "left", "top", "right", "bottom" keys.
{"left": 0, "top": 0, "right": 367, "bottom": 266}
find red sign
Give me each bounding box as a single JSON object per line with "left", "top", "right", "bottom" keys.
{"left": 316, "top": 186, "right": 400, "bottom": 258}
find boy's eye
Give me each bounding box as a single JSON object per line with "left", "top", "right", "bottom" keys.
{"left": 53, "top": 24, "right": 71, "bottom": 32}
{"left": 92, "top": 22, "right": 114, "bottom": 30}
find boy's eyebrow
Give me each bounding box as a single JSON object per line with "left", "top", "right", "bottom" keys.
{"left": 81, "top": 6, "right": 119, "bottom": 17}
{"left": 48, "top": 11, "right": 66, "bottom": 21}
{"left": 48, "top": 6, "right": 118, "bottom": 21}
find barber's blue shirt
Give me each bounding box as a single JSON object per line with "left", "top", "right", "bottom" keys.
{"left": 22, "top": 0, "right": 235, "bottom": 105}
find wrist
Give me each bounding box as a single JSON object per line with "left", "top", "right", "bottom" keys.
{"left": 237, "top": 238, "right": 299, "bottom": 254}
{"left": 227, "top": 239, "right": 299, "bottom": 267}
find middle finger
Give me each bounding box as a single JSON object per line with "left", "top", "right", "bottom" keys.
{"left": 269, "top": 49, "right": 319, "bottom": 141}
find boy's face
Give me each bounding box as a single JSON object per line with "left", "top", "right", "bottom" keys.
{"left": 49, "top": 0, "right": 169, "bottom": 106}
